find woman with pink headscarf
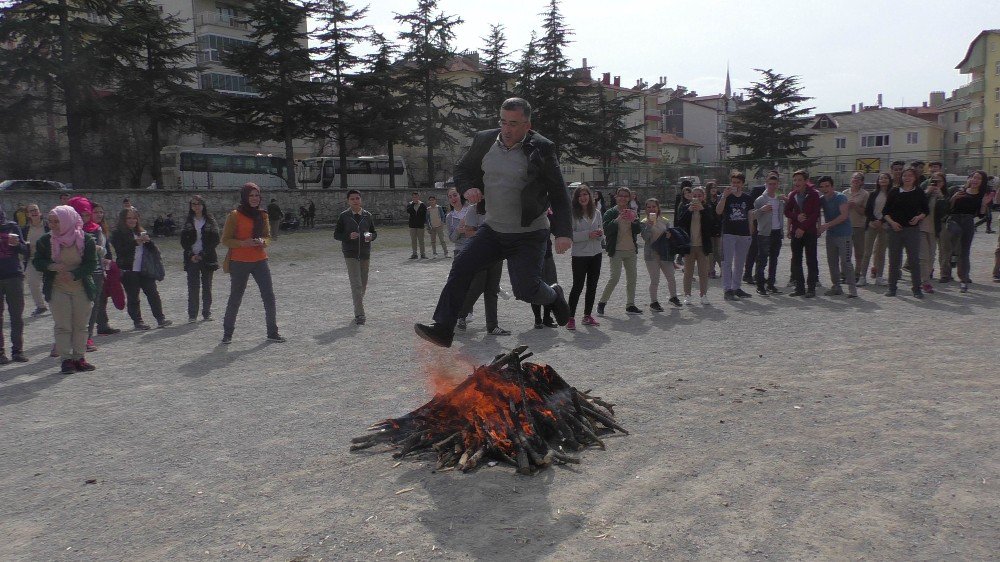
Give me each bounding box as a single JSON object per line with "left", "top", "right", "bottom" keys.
{"left": 32, "top": 205, "right": 99, "bottom": 374}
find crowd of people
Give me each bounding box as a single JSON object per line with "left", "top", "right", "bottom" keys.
{"left": 0, "top": 183, "right": 287, "bottom": 373}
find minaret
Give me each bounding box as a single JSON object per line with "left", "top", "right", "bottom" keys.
{"left": 724, "top": 65, "right": 732, "bottom": 99}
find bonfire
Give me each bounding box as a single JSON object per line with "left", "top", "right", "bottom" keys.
{"left": 349, "top": 346, "right": 627, "bottom": 474}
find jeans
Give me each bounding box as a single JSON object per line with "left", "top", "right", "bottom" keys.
{"left": 721, "top": 234, "right": 752, "bottom": 291}
{"left": 223, "top": 259, "right": 279, "bottom": 338}
{"left": 744, "top": 232, "right": 758, "bottom": 279}
{"left": 428, "top": 225, "right": 448, "bottom": 255}
{"left": 460, "top": 261, "right": 502, "bottom": 329}
{"left": 569, "top": 254, "right": 602, "bottom": 316}
{"left": 432, "top": 226, "right": 552, "bottom": 329}
{"left": 409, "top": 228, "right": 426, "bottom": 256}
{"left": 861, "top": 224, "right": 887, "bottom": 279}
{"left": 944, "top": 215, "right": 976, "bottom": 283}
{"left": 0, "top": 276, "right": 25, "bottom": 354}
{"left": 25, "top": 264, "right": 45, "bottom": 310}
{"left": 121, "top": 271, "right": 165, "bottom": 325}
{"left": 344, "top": 257, "right": 369, "bottom": 318}
{"left": 887, "top": 226, "right": 922, "bottom": 290}
{"left": 269, "top": 219, "right": 280, "bottom": 240}
{"left": 644, "top": 256, "right": 677, "bottom": 302}
{"left": 87, "top": 272, "right": 105, "bottom": 338}
{"left": 186, "top": 261, "right": 215, "bottom": 319}
{"left": 826, "top": 235, "right": 857, "bottom": 295}
{"left": 789, "top": 232, "right": 819, "bottom": 291}
{"left": 683, "top": 246, "right": 711, "bottom": 297}
{"left": 754, "top": 230, "right": 782, "bottom": 288}
{"left": 599, "top": 252, "right": 638, "bottom": 306}
{"left": 918, "top": 230, "right": 936, "bottom": 285}
{"left": 850, "top": 227, "right": 866, "bottom": 275}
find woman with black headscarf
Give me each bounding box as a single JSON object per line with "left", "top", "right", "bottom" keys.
{"left": 220, "top": 183, "right": 284, "bottom": 344}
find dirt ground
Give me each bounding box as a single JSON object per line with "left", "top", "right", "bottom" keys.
{"left": 1, "top": 223, "right": 998, "bottom": 561}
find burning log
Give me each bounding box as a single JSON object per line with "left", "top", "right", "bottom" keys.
{"left": 349, "top": 346, "right": 627, "bottom": 474}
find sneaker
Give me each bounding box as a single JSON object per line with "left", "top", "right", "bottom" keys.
{"left": 724, "top": 290, "right": 738, "bottom": 301}
{"left": 221, "top": 336, "right": 232, "bottom": 345}
{"left": 960, "top": 282, "right": 969, "bottom": 293}
{"left": 683, "top": 295, "right": 691, "bottom": 305}
{"left": 534, "top": 321, "right": 544, "bottom": 329}
{"left": 487, "top": 326, "right": 511, "bottom": 336}
{"left": 75, "top": 358, "right": 96, "bottom": 372}
{"left": 566, "top": 318, "right": 576, "bottom": 331}
{"left": 420, "top": 254, "right": 427, "bottom": 259}
{"left": 86, "top": 339, "right": 97, "bottom": 352}
{"left": 202, "top": 315, "right": 213, "bottom": 322}
{"left": 157, "top": 319, "right": 172, "bottom": 328}
{"left": 700, "top": 295, "right": 710, "bottom": 305}
{"left": 456, "top": 317, "right": 467, "bottom": 331}
{"left": 649, "top": 301, "right": 665, "bottom": 312}
{"left": 884, "top": 288, "right": 897, "bottom": 297}
{"left": 582, "top": 315, "right": 600, "bottom": 326}
{"left": 667, "top": 296, "right": 682, "bottom": 307}
{"left": 755, "top": 286, "right": 769, "bottom": 296}
{"left": 498, "top": 286, "right": 512, "bottom": 300}
{"left": 409, "top": 254, "right": 418, "bottom": 259}
{"left": 912, "top": 288, "right": 924, "bottom": 299}
{"left": 596, "top": 302, "right": 606, "bottom": 316}
{"left": 625, "top": 305, "right": 643, "bottom": 314}
{"left": 921, "top": 283, "right": 934, "bottom": 294}
{"left": 789, "top": 288, "right": 806, "bottom": 297}
{"left": 766, "top": 285, "right": 782, "bottom": 294}
{"left": 804, "top": 290, "right": 816, "bottom": 298}
{"left": 824, "top": 286, "right": 843, "bottom": 296}
{"left": 31, "top": 307, "right": 48, "bottom": 317}
{"left": 97, "top": 327, "right": 121, "bottom": 335}
{"left": 267, "top": 334, "right": 287, "bottom": 342}
{"left": 875, "top": 277, "right": 887, "bottom": 286}
{"left": 60, "top": 360, "right": 76, "bottom": 374}
{"left": 542, "top": 318, "right": 558, "bottom": 328}
{"left": 414, "top": 323, "right": 454, "bottom": 348}
{"left": 742, "top": 274, "right": 754, "bottom": 284}
{"left": 11, "top": 353, "right": 28, "bottom": 363}
{"left": 734, "top": 288, "right": 753, "bottom": 298}
{"left": 134, "top": 323, "right": 151, "bottom": 331}
{"left": 549, "top": 284, "right": 570, "bottom": 326}
{"left": 0, "top": 353, "right": 8, "bottom": 365}
{"left": 188, "top": 317, "right": 197, "bottom": 324}
{"left": 856, "top": 276, "right": 868, "bottom": 287}
{"left": 355, "top": 315, "right": 366, "bottom": 325}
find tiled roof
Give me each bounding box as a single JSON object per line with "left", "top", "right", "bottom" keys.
{"left": 808, "top": 108, "right": 943, "bottom": 132}
{"left": 660, "top": 133, "right": 703, "bottom": 147}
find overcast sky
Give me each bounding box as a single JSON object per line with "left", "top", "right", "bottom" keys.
{"left": 349, "top": 0, "right": 998, "bottom": 113}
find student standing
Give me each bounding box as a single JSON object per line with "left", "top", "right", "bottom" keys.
{"left": 266, "top": 198, "right": 283, "bottom": 240}
{"left": 22, "top": 203, "right": 48, "bottom": 316}
{"left": 751, "top": 174, "right": 785, "bottom": 295}
{"left": 676, "top": 187, "right": 715, "bottom": 305}
{"left": 919, "top": 173, "right": 948, "bottom": 294}
{"left": 716, "top": 171, "right": 755, "bottom": 300}
{"left": 843, "top": 172, "right": 870, "bottom": 285}
{"left": 860, "top": 172, "right": 893, "bottom": 286}
{"left": 89, "top": 204, "right": 119, "bottom": 336}
{"left": 66, "top": 197, "right": 109, "bottom": 352}
{"left": 111, "top": 207, "right": 171, "bottom": 330}
{"left": 221, "top": 183, "right": 284, "bottom": 343}
{"left": 566, "top": 185, "right": 603, "bottom": 329}
{"left": 817, "top": 176, "right": 857, "bottom": 297}
{"left": 784, "top": 170, "right": 822, "bottom": 298}
{"left": 597, "top": 187, "right": 642, "bottom": 316}
{"left": 945, "top": 170, "right": 994, "bottom": 292}
{"left": 0, "top": 203, "right": 29, "bottom": 363}
{"left": 333, "top": 190, "right": 377, "bottom": 325}
{"left": 406, "top": 192, "right": 427, "bottom": 259}
{"left": 640, "top": 198, "right": 681, "bottom": 311}
{"left": 33, "top": 206, "right": 97, "bottom": 373}
{"left": 883, "top": 168, "right": 930, "bottom": 298}
{"left": 425, "top": 195, "right": 449, "bottom": 258}
{"left": 180, "top": 195, "right": 220, "bottom": 322}
{"left": 705, "top": 181, "right": 723, "bottom": 278}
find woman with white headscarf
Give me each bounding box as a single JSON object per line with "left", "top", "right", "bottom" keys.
{"left": 32, "top": 205, "right": 98, "bottom": 374}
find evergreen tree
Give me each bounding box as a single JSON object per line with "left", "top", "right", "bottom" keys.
{"left": 394, "top": 0, "right": 466, "bottom": 187}
{"left": 727, "top": 68, "right": 815, "bottom": 173}
{"left": 352, "top": 32, "right": 410, "bottom": 188}
{"left": 218, "top": 0, "right": 324, "bottom": 188}
{"left": 104, "top": 0, "right": 210, "bottom": 188}
{"left": 0, "top": 0, "right": 119, "bottom": 185}
{"left": 313, "top": 0, "right": 368, "bottom": 189}
{"left": 576, "top": 82, "right": 645, "bottom": 184}
{"left": 511, "top": 31, "right": 539, "bottom": 103}
{"left": 464, "top": 23, "right": 511, "bottom": 134}
{"left": 529, "top": 0, "right": 589, "bottom": 162}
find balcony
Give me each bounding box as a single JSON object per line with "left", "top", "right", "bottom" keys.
{"left": 965, "top": 130, "right": 984, "bottom": 144}
{"left": 195, "top": 12, "right": 250, "bottom": 32}
{"left": 957, "top": 79, "right": 985, "bottom": 99}
{"left": 968, "top": 105, "right": 985, "bottom": 120}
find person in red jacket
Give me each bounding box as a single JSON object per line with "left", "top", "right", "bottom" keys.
{"left": 784, "top": 169, "right": 822, "bottom": 297}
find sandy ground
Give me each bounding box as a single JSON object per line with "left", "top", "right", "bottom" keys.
{"left": 1, "top": 224, "right": 998, "bottom": 561}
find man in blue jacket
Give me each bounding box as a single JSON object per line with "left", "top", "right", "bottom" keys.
{"left": 415, "top": 98, "right": 572, "bottom": 348}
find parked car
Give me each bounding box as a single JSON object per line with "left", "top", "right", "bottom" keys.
{"left": 0, "top": 179, "right": 70, "bottom": 191}
{"left": 677, "top": 175, "right": 702, "bottom": 187}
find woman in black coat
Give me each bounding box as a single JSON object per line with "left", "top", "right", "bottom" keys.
{"left": 179, "top": 195, "right": 221, "bottom": 322}
{"left": 675, "top": 186, "right": 717, "bottom": 304}
{"left": 111, "top": 207, "right": 170, "bottom": 330}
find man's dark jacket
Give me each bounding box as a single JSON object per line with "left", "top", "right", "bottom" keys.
{"left": 453, "top": 128, "right": 571, "bottom": 239}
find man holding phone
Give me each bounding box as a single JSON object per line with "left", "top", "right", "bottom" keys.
{"left": 597, "top": 187, "right": 643, "bottom": 315}
{"left": 333, "top": 190, "right": 377, "bottom": 325}
{"left": 716, "top": 171, "right": 755, "bottom": 300}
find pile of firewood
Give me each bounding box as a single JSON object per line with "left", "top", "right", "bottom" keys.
{"left": 350, "top": 346, "right": 627, "bottom": 474}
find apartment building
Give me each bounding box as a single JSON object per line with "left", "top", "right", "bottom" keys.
{"left": 954, "top": 29, "right": 1000, "bottom": 176}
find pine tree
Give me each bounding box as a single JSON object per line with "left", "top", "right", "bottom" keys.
{"left": 394, "top": 0, "right": 467, "bottom": 187}
{"left": 352, "top": 32, "right": 410, "bottom": 188}
{"left": 313, "top": 0, "right": 369, "bottom": 189}
{"left": 576, "top": 82, "right": 645, "bottom": 184}
{"left": 529, "top": 0, "right": 589, "bottom": 162}
{"left": 464, "top": 23, "right": 511, "bottom": 134}
{"left": 0, "top": 0, "right": 120, "bottom": 185}
{"left": 217, "top": 0, "right": 324, "bottom": 188}
{"left": 511, "top": 31, "right": 539, "bottom": 103}
{"left": 727, "top": 68, "right": 815, "bottom": 173}
{"left": 103, "top": 0, "right": 210, "bottom": 188}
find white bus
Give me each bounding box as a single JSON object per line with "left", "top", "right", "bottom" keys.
{"left": 159, "top": 146, "right": 288, "bottom": 190}
{"left": 297, "top": 155, "right": 408, "bottom": 189}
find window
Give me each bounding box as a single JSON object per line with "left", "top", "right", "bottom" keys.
{"left": 199, "top": 72, "right": 257, "bottom": 95}
{"left": 954, "top": 131, "right": 960, "bottom": 143}
{"left": 835, "top": 137, "right": 846, "bottom": 149}
{"left": 954, "top": 111, "right": 960, "bottom": 123}
{"left": 995, "top": 87, "right": 1000, "bottom": 102}
{"left": 996, "top": 61, "right": 1000, "bottom": 76}
{"left": 836, "top": 163, "right": 848, "bottom": 173}
{"left": 860, "top": 133, "right": 890, "bottom": 148}
{"left": 197, "top": 34, "right": 253, "bottom": 63}
{"left": 995, "top": 113, "right": 999, "bottom": 128}
{"left": 994, "top": 140, "right": 999, "bottom": 155}
{"left": 906, "top": 132, "right": 919, "bottom": 144}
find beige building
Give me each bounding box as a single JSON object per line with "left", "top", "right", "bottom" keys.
{"left": 802, "top": 108, "right": 944, "bottom": 185}
{"left": 954, "top": 29, "right": 1000, "bottom": 176}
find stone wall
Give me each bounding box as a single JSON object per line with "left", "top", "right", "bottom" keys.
{"left": 0, "top": 186, "right": 679, "bottom": 227}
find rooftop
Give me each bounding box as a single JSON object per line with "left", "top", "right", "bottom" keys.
{"left": 807, "top": 108, "right": 944, "bottom": 132}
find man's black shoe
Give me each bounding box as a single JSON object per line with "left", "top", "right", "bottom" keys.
{"left": 756, "top": 286, "right": 769, "bottom": 296}
{"left": 742, "top": 274, "right": 754, "bottom": 284}
{"left": 414, "top": 323, "right": 454, "bottom": 348}
{"left": 549, "top": 284, "right": 570, "bottom": 326}
{"left": 790, "top": 288, "right": 806, "bottom": 297}
{"left": 804, "top": 290, "right": 816, "bottom": 298}
{"left": 766, "top": 285, "right": 782, "bottom": 294}
{"left": 734, "top": 288, "right": 753, "bottom": 298}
